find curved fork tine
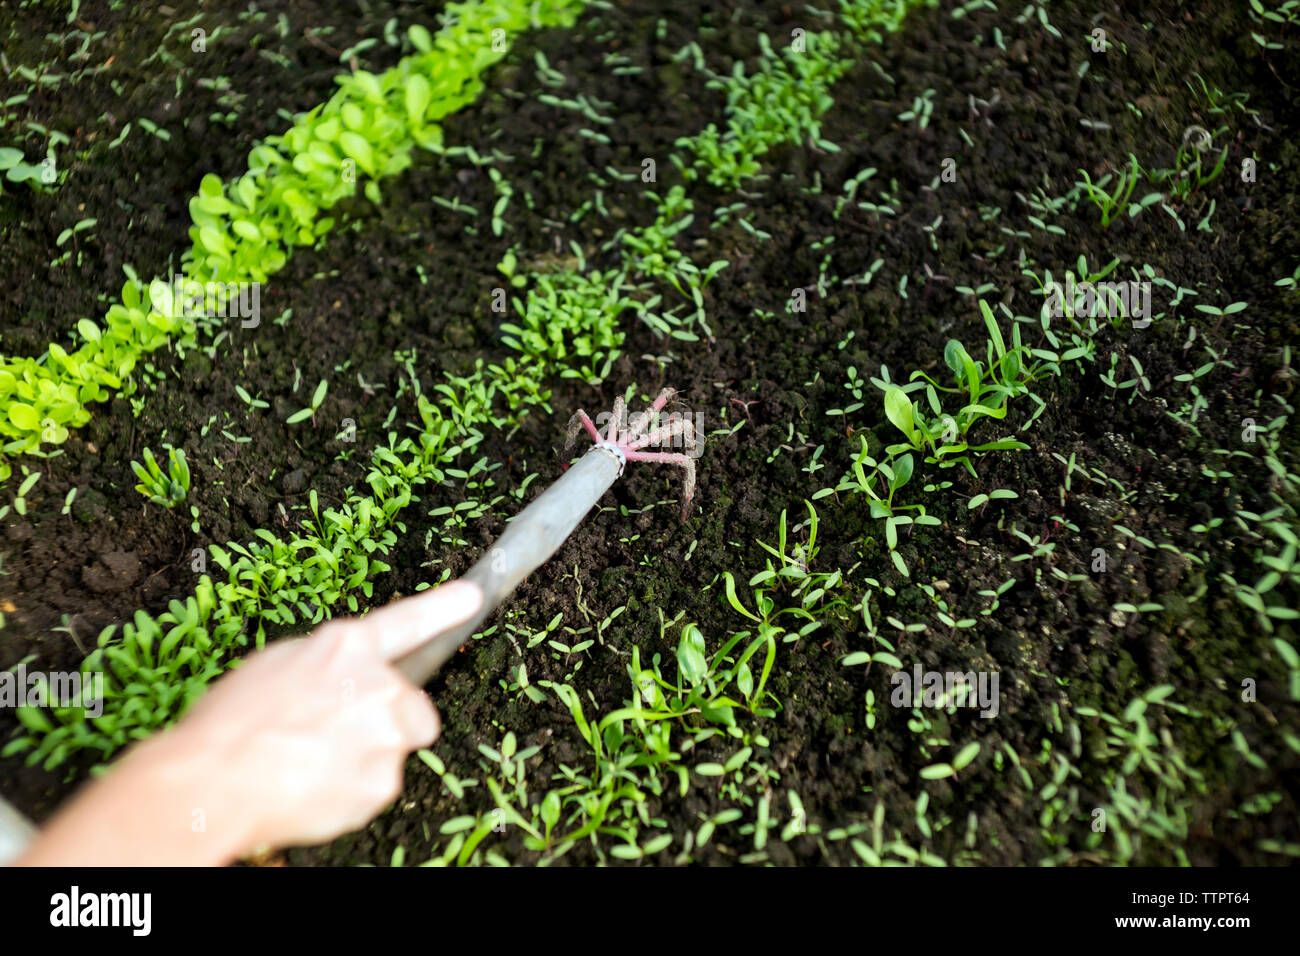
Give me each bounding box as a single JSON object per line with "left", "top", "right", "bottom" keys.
{"left": 565, "top": 409, "right": 601, "bottom": 452}
{"left": 650, "top": 387, "right": 678, "bottom": 413}
{"left": 676, "top": 457, "right": 696, "bottom": 520}
{"left": 627, "top": 387, "right": 678, "bottom": 442}
{"left": 625, "top": 416, "right": 695, "bottom": 453}
{"left": 608, "top": 396, "right": 626, "bottom": 442}
{"left": 680, "top": 458, "right": 696, "bottom": 519}
{"left": 627, "top": 409, "right": 652, "bottom": 441}
{"left": 622, "top": 451, "right": 695, "bottom": 517}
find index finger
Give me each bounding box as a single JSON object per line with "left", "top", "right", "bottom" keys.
{"left": 358, "top": 581, "right": 484, "bottom": 662}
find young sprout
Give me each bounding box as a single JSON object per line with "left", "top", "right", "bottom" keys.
{"left": 130, "top": 447, "right": 190, "bottom": 508}
{"left": 1076, "top": 154, "right": 1142, "bottom": 227}
{"left": 286, "top": 379, "right": 328, "bottom": 424}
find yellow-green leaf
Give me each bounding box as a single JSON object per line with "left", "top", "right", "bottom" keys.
{"left": 8, "top": 403, "right": 40, "bottom": 431}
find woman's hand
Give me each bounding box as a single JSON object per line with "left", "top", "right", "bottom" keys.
{"left": 16, "top": 581, "right": 482, "bottom": 866}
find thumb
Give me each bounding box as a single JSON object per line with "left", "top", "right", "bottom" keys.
{"left": 361, "top": 581, "right": 484, "bottom": 662}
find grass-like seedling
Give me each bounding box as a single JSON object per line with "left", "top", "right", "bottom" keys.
{"left": 1147, "top": 129, "right": 1230, "bottom": 201}
{"left": 130, "top": 446, "right": 190, "bottom": 508}
{"left": 1076, "top": 154, "right": 1141, "bottom": 227}
{"left": 411, "top": 502, "right": 866, "bottom": 864}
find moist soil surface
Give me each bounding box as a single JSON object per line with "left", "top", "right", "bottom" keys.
{"left": 2, "top": 0, "right": 1298, "bottom": 865}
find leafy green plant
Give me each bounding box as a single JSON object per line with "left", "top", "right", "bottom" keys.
{"left": 725, "top": 507, "right": 854, "bottom": 643}
{"left": 130, "top": 446, "right": 191, "bottom": 508}
{"left": 838, "top": 0, "right": 934, "bottom": 43}
{"left": 523, "top": 610, "right": 780, "bottom": 859}
{"left": 636, "top": 620, "right": 779, "bottom": 728}
{"left": 528, "top": 676, "right": 679, "bottom": 858}
{"left": 1247, "top": 0, "right": 1300, "bottom": 48}
{"left": 620, "top": 185, "right": 694, "bottom": 281}
{"left": 824, "top": 301, "right": 1057, "bottom": 577}
{"left": 5, "top": 604, "right": 226, "bottom": 771}
{"left": 919, "top": 742, "right": 981, "bottom": 780}
{"left": 897, "top": 88, "right": 936, "bottom": 131}
{"left": 620, "top": 185, "right": 729, "bottom": 340}
{"left": 500, "top": 268, "right": 629, "bottom": 384}
{"left": 880, "top": 301, "right": 1036, "bottom": 476}
{"left": 1, "top": 468, "right": 41, "bottom": 519}
{"left": 832, "top": 444, "right": 939, "bottom": 577}
{"left": 1075, "top": 686, "right": 1205, "bottom": 864}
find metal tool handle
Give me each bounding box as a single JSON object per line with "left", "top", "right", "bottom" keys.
{"left": 394, "top": 446, "right": 623, "bottom": 686}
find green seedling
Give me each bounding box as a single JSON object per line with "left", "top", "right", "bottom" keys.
{"left": 0, "top": 146, "right": 56, "bottom": 194}
{"left": 834, "top": 443, "right": 938, "bottom": 577}
{"left": 619, "top": 185, "right": 729, "bottom": 340}
{"left": 286, "top": 379, "right": 328, "bottom": 424}
{"left": 486, "top": 166, "right": 512, "bottom": 237}
{"left": 520, "top": 567, "right": 789, "bottom": 861}
{"left": 55, "top": 217, "right": 97, "bottom": 248}
{"left": 897, "top": 88, "right": 936, "bottom": 131}
{"left": 1148, "top": 129, "right": 1229, "bottom": 201}
{"left": 621, "top": 186, "right": 695, "bottom": 283}
{"left": 881, "top": 302, "right": 1035, "bottom": 476}
{"left": 675, "top": 29, "right": 851, "bottom": 189}
{"left": 1077, "top": 154, "right": 1141, "bottom": 227}
{"left": 130, "top": 446, "right": 190, "bottom": 507}
{"left": 235, "top": 385, "right": 270, "bottom": 410}
{"left": 499, "top": 268, "right": 628, "bottom": 384}
{"left": 4, "top": 469, "right": 41, "bottom": 518}
{"left": 920, "top": 742, "right": 981, "bottom": 780}
{"left": 748, "top": 503, "right": 851, "bottom": 637}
